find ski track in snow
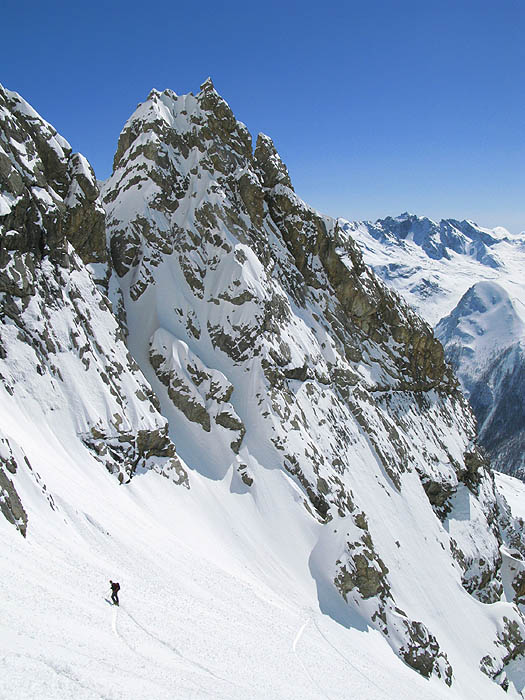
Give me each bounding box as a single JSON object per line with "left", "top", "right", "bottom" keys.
{"left": 292, "top": 613, "right": 394, "bottom": 700}
{"left": 3, "top": 93, "right": 524, "bottom": 700}
{"left": 110, "top": 604, "right": 152, "bottom": 664}
{"left": 119, "top": 605, "right": 242, "bottom": 691}
{"left": 107, "top": 603, "right": 215, "bottom": 699}
{"left": 311, "top": 617, "right": 391, "bottom": 700}
{"left": 292, "top": 618, "right": 333, "bottom": 700}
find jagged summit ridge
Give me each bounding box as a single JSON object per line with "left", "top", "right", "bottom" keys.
{"left": 362, "top": 212, "right": 505, "bottom": 266}
{"left": 0, "top": 84, "right": 106, "bottom": 269}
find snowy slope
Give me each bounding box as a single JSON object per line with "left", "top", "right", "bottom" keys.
{"left": 2, "top": 431, "right": 506, "bottom": 700}
{"left": 0, "top": 82, "right": 524, "bottom": 699}
{"left": 435, "top": 281, "right": 525, "bottom": 395}
{"left": 434, "top": 283, "right": 525, "bottom": 478}
{"left": 434, "top": 282, "right": 525, "bottom": 478}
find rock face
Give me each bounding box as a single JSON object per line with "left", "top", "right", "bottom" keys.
{"left": 0, "top": 85, "right": 188, "bottom": 536}
{"left": 1, "top": 80, "right": 524, "bottom": 695}
{"left": 0, "top": 88, "right": 106, "bottom": 271}
{"left": 0, "top": 435, "right": 29, "bottom": 537}
{"left": 102, "top": 79, "right": 525, "bottom": 689}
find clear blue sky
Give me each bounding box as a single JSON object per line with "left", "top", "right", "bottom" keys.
{"left": 3, "top": 0, "right": 524, "bottom": 231}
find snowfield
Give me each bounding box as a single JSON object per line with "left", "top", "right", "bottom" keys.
{"left": 2, "top": 439, "right": 520, "bottom": 700}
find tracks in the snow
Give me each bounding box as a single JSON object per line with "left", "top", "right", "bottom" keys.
{"left": 109, "top": 602, "right": 242, "bottom": 693}
{"left": 292, "top": 614, "right": 392, "bottom": 700}
{"left": 292, "top": 617, "right": 334, "bottom": 700}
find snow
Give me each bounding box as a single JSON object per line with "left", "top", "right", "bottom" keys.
{"left": 2, "top": 82, "right": 525, "bottom": 700}
{"left": 0, "top": 428, "right": 512, "bottom": 700}
{"left": 435, "top": 281, "right": 525, "bottom": 391}
{"left": 496, "top": 472, "right": 525, "bottom": 521}
{"left": 0, "top": 191, "right": 18, "bottom": 216}
{"left": 346, "top": 216, "right": 525, "bottom": 326}
{"left": 3, "top": 86, "right": 71, "bottom": 155}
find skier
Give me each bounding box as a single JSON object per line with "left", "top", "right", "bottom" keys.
{"left": 110, "top": 580, "right": 120, "bottom": 606}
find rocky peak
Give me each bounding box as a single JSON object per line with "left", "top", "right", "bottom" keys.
{"left": 368, "top": 213, "right": 502, "bottom": 266}
{"left": 198, "top": 76, "right": 223, "bottom": 110}
{"left": 0, "top": 87, "right": 188, "bottom": 541}
{"left": 254, "top": 133, "right": 294, "bottom": 190}
{"left": 98, "top": 80, "right": 525, "bottom": 689}
{"left": 2, "top": 81, "right": 523, "bottom": 695}
{"left": 0, "top": 84, "right": 106, "bottom": 270}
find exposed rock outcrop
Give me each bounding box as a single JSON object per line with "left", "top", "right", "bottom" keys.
{"left": 3, "top": 79, "right": 524, "bottom": 694}
{"left": 0, "top": 84, "right": 188, "bottom": 534}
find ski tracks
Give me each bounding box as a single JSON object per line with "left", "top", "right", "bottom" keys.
{"left": 111, "top": 606, "right": 118, "bottom": 636}
{"left": 292, "top": 614, "right": 393, "bottom": 700}
{"left": 110, "top": 605, "right": 147, "bottom": 661}
{"left": 109, "top": 603, "right": 242, "bottom": 695}
{"left": 292, "top": 617, "right": 334, "bottom": 700}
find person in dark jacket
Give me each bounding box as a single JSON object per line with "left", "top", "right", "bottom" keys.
{"left": 110, "top": 580, "right": 120, "bottom": 606}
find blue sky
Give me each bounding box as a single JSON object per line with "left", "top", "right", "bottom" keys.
{"left": 3, "top": 0, "right": 524, "bottom": 231}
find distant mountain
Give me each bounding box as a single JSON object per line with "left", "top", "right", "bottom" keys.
{"left": 435, "top": 282, "right": 525, "bottom": 394}
{"left": 345, "top": 212, "right": 525, "bottom": 326}
{"left": 1, "top": 83, "right": 525, "bottom": 698}
{"left": 348, "top": 214, "right": 525, "bottom": 481}
{"left": 435, "top": 282, "right": 525, "bottom": 479}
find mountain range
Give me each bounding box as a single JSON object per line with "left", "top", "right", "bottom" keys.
{"left": 348, "top": 214, "right": 525, "bottom": 479}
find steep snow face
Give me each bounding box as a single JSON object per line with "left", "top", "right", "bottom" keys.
{"left": 346, "top": 213, "right": 525, "bottom": 326}
{"left": 103, "top": 79, "right": 525, "bottom": 692}
{"left": 0, "top": 84, "right": 187, "bottom": 539}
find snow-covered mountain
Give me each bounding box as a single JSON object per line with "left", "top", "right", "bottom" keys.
{"left": 0, "top": 84, "right": 187, "bottom": 530}
{"left": 1, "top": 82, "right": 525, "bottom": 699}
{"left": 435, "top": 282, "right": 525, "bottom": 387}
{"left": 434, "top": 281, "right": 525, "bottom": 479}
{"left": 348, "top": 214, "right": 525, "bottom": 480}
{"left": 346, "top": 213, "right": 525, "bottom": 326}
